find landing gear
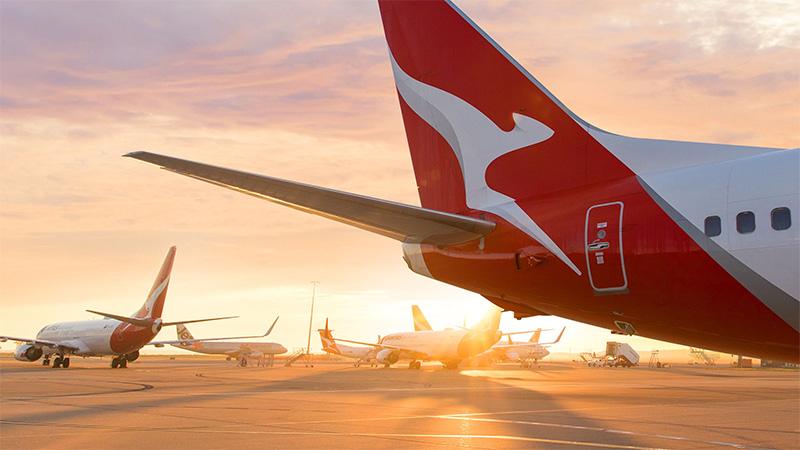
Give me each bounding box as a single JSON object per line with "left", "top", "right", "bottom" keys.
{"left": 408, "top": 361, "right": 421, "bottom": 369}
{"left": 53, "top": 356, "right": 63, "bottom": 368}
{"left": 443, "top": 361, "right": 460, "bottom": 370}
{"left": 111, "top": 355, "right": 129, "bottom": 368}
{"left": 62, "top": 358, "right": 70, "bottom": 368}
{"left": 42, "top": 356, "right": 51, "bottom": 366}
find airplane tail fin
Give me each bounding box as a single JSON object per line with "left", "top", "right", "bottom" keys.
{"left": 317, "top": 318, "right": 341, "bottom": 355}
{"left": 132, "top": 246, "right": 176, "bottom": 319}
{"left": 472, "top": 305, "right": 502, "bottom": 333}
{"left": 379, "top": 0, "right": 632, "bottom": 275}
{"left": 176, "top": 323, "right": 194, "bottom": 341}
{"left": 457, "top": 305, "right": 503, "bottom": 358}
{"left": 529, "top": 328, "right": 543, "bottom": 344}
{"left": 412, "top": 305, "right": 433, "bottom": 331}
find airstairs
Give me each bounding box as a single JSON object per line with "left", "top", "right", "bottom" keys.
{"left": 648, "top": 350, "right": 660, "bottom": 368}
{"left": 284, "top": 348, "right": 312, "bottom": 367}
{"left": 689, "top": 347, "right": 718, "bottom": 365}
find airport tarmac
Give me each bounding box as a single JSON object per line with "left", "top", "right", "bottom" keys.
{"left": 1, "top": 356, "right": 797, "bottom": 450}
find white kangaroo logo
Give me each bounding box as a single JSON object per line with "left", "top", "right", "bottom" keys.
{"left": 390, "top": 53, "right": 580, "bottom": 275}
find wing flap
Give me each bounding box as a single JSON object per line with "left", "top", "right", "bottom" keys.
{"left": 124, "top": 152, "right": 495, "bottom": 246}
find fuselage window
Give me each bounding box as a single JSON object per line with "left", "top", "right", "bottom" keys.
{"left": 704, "top": 216, "right": 721, "bottom": 237}
{"left": 736, "top": 211, "right": 756, "bottom": 234}
{"left": 771, "top": 207, "right": 791, "bottom": 230}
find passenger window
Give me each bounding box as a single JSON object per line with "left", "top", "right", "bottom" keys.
{"left": 736, "top": 211, "right": 755, "bottom": 234}
{"left": 704, "top": 216, "right": 721, "bottom": 237}
{"left": 771, "top": 207, "right": 791, "bottom": 230}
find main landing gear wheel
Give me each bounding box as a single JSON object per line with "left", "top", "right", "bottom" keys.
{"left": 111, "top": 355, "right": 129, "bottom": 368}
{"left": 408, "top": 361, "right": 421, "bottom": 369}
{"left": 61, "top": 357, "right": 70, "bottom": 368}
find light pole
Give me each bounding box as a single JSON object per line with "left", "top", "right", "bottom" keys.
{"left": 306, "top": 281, "right": 319, "bottom": 355}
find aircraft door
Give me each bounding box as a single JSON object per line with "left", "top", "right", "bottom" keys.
{"left": 585, "top": 202, "right": 628, "bottom": 295}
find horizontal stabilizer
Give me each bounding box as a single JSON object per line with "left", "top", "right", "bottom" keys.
{"left": 86, "top": 310, "right": 154, "bottom": 327}
{"left": 153, "top": 317, "right": 280, "bottom": 346}
{"left": 87, "top": 310, "right": 237, "bottom": 327}
{"left": 124, "top": 152, "right": 495, "bottom": 247}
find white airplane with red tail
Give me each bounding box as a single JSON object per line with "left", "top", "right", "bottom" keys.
{"left": 125, "top": 0, "right": 799, "bottom": 363}
{"left": 1, "top": 247, "right": 234, "bottom": 368}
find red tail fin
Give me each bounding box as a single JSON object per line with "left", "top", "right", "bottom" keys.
{"left": 379, "top": 0, "right": 632, "bottom": 210}
{"left": 379, "top": 0, "right": 634, "bottom": 275}
{"left": 132, "top": 246, "right": 176, "bottom": 319}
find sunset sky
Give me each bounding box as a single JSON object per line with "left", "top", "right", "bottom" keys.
{"left": 1, "top": 0, "right": 798, "bottom": 357}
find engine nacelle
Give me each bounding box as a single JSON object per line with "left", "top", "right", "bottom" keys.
{"left": 151, "top": 318, "right": 163, "bottom": 334}
{"left": 376, "top": 349, "right": 400, "bottom": 365}
{"left": 125, "top": 350, "right": 140, "bottom": 362}
{"left": 14, "top": 344, "right": 43, "bottom": 362}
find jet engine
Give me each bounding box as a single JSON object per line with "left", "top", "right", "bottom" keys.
{"left": 151, "top": 318, "right": 163, "bottom": 334}
{"left": 14, "top": 344, "right": 43, "bottom": 362}
{"left": 375, "top": 349, "right": 400, "bottom": 365}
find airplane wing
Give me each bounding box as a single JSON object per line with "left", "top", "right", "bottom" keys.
{"left": 501, "top": 329, "right": 552, "bottom": 336}
{"left": 149, "top": 317, "right": 280, "bottom": 346}
{"left": 0, "top": 336, "right": 80, "bottom": 352}
{"left": 124, "top": 152, "right": 496, "bottom": 247}
{"left": 491, "top": 327, "right": 565, "bottom": 349}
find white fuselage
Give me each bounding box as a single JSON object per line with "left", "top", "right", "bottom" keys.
{"left": 381, "top": 329, "right": 468, "bottom": 362}
{"left": 36, "top": 319, "right": 123, "bottom": 357}
{"left": 488, "top": 343, "right": 550, "bottom": 361}
{"left": 333, "top": 342, "right": 376, "bottom": 360}
{"left": 170, "top": 341, "right": 287, "bottom": 358}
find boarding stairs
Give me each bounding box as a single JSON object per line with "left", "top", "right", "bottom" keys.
{"left": 689, "top": 347, "right": 717, "bottom": 365}
{"left": 284, "top": 348, "right": 314, "bottom": 367}
{"left": 648, "top": 350, "right": 660, "bottom": 368}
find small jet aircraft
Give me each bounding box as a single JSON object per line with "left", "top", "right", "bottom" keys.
{"left": 151, "top": 318, "right": 287, "bottom": 365}
{"left": 125, "top": 0, "right": 799, "bottom": 363}
{"left": 482, "top": 327, "right": 566, "bottom": 367}
{"left": 318, "top": 319, "right": 378, "bottom": 367}
{"left": 323, "top": 305, "right": 502, "bottom": 369}
{"left": 0, "top": 247, "right": 235, "bottom": 369}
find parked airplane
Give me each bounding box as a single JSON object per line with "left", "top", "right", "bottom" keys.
{"left": 318, "top": 318, "right": 378, "bottom": 367}
{"left": 0, "top": 247, "right": 235, "bottom": 368}
{"left": 411, "top": 305, "right": 557, "bottom": 366}
{"left": 124, "top": 0, "right": 799, "bottom": 363}
{"left": 325, "top": 305, "right": 502, "bottom": 369}
{"left": 483, "top": 327, "right": 566, "bottom": 367}
{"left": 151, "top": 318, "right": 287, "bottom": 364}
